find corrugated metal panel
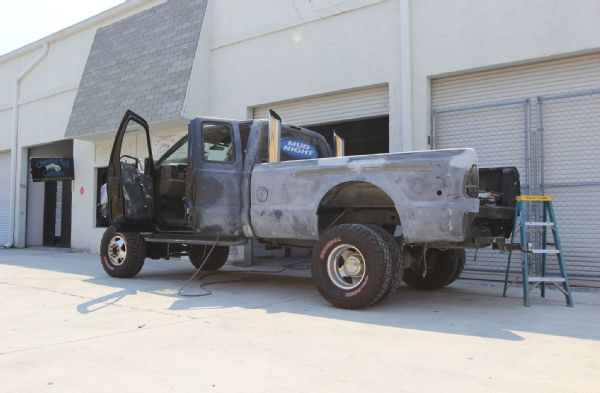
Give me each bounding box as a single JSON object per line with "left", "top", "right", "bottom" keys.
{"left": 253, "top": 86, "right": 389, "bottom": 126}
{"left": 432, "top": 53, "right": 600, "bottom": 108}
{"left": 0, "top": 151, "right": 11, "bottom": 245}
{"left": 434, "top": 102, "right": 529, "bottom": 186}
{"left": 432, "top": 53, "right": 600, "bottom": 280}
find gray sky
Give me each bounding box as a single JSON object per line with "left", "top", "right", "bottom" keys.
{"left": 0, "top": 0, "right": 124, "bottom": 56}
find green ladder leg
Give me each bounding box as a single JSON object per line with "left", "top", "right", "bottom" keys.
{"left": 541, "top": 202, "right": 548, "bottom": 298}
{"left": 520, "top": 202, "right": 530, "bottom": 307}
{"left": 548, "top": 202, "right": 574, "bottom": 307}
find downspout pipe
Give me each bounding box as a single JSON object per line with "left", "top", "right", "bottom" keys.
{"left": 4, "top": 43, "right": 49, "bottom": 248}
{"left": 399, "top": 0, "right": 412, "bottom": 151}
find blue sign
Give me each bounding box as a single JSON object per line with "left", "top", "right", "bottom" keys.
{"left": 281, "top": 137, "right": 318, "bottom": 159}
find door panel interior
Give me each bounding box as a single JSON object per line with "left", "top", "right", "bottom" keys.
{"left": 121, "top": 162, "right": 155, "bottom": 221}
{"left": 108, "top": 110, "right": 155, "bottom": 230}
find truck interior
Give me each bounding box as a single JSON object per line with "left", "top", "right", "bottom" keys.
{"left": 155, "top": 136, "right": 188, "bottom": 226}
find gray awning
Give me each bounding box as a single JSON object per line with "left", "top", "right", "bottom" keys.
{"left": 66, "top": 0, "right": 207, "bottom": 138}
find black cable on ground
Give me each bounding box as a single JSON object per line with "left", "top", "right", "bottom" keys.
{"left": 178, "top": 237, "right": 221, "bottom": 297}
{"left": 177, "top": 248, "right": 310, "bottom": 297}
{"left": 178, "top": 271, "right": 263, "bottom": 297}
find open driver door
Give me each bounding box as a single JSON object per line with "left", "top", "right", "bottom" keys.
{"left": 107, "top": 110, "right": 155, "bottom": 231}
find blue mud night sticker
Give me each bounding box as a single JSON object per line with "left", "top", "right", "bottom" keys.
{"left": 281, "top": 137, "right": 318, "bottom": 159}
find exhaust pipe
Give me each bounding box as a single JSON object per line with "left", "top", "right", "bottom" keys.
{"left": 333, "top": 130, "right": 345, "bottom": 157}
{"left": 268, "top": 110, "right": 282, "bottom": 163}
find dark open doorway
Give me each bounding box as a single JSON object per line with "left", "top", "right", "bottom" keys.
{"left": 43, "top": 180, "right": 72, "bottom": 248}
{"left": 308, "top": 116, "right": 389, "bottom": 155}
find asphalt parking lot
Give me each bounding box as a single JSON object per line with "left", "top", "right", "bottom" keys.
{"left": 1, "top": 248, "right": 599, "bottom": 393}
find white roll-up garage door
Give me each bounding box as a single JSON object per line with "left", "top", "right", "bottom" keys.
{"left": 253, "top": 85, "right": 389, "bottom": 126}
{"left": 0, "top": 151, "right": 11, "bottom": 245}
{"left": 431, "top": 53, "right": 600, "bottom": 282}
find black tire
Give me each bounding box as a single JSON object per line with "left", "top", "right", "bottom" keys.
{"left": 445, "top": 249, "right": 466, "bottom": 286}
{"left": 189, "top": 245, "right": 229, "bottom": 271}
{"left": 100, "top": 227, "right": 145, "bottom": 278}
{"left": 311, "top": 224, "right": 394, "bottom": 309}
{"left": 402, "top": 248, "right": 464, "bottom": 290}
{"left": 366, "top": 225, "right": 404, "bottom": 296}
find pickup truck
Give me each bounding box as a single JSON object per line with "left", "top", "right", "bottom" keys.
{"left": 101, "top": 110, "right": 520, "bottom": 309}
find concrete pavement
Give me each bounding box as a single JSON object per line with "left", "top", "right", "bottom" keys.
{"left": 1, "top": 248, "right": 599, "bottom": 392}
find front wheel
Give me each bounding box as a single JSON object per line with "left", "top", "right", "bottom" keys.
{"left": 311, "top": 224, "right": 394, "bottom": 309}
{"left": 100, "top": 227, "right": 146, "bottom": 278}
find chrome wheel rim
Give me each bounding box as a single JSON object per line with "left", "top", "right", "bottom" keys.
{"left": 108, "top": 235, "right": 127, "bottom": 266}
{"left": 326, "top": 243, "right": 366, "bottom": 290}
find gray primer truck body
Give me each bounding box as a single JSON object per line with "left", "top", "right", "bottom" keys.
{"left": 107, "top": 112, "right": 517, "bottom": 251}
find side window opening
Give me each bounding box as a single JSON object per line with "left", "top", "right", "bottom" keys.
{"left": 119, "top": 128, "right": 151, "bottom": 172}
{"left": 203, "top": 123, "right": 234, "bottom": 163}
{"left": 161, "top": 140, "right": 188, "bottom": 165}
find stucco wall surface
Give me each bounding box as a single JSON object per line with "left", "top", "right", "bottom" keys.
{"left": 184, "top": 0, "right": 402, "bottom": 145}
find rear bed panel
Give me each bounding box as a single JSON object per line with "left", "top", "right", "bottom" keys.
{"left": 250, "top": 148, "right": 480, "bottom": 243}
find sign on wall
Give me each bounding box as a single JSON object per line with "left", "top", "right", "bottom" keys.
{"left": 30, "top": 158, "right": 75, "bottom": 182}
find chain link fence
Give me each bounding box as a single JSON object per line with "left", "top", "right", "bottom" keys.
{"left": 432, "top": 89, "right": 600, "bottom": 280}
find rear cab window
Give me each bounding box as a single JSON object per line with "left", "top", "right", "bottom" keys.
{"left": 260, "top": 125, "right": 331, "bottom": 162}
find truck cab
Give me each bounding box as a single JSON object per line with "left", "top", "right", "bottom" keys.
{"left": 107, "top": 111, "right": 331, "bottom": 240}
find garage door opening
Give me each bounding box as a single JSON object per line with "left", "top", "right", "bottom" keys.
{"left": 308, "top": 116, "right": 389, "bottom": 155}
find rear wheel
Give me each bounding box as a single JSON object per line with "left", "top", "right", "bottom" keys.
{"left": 311, "top": 224, "right": 394, "bottom": 309}
{"left": 189, "top": 245, "right": 229, "bottom": 271}
{"left": 100, "top": 227, "right": 146, "bottom": 278}
{"left": 446, "top": 249, "right": 466, "bottom": 286}
{"left": 402, "top": 248, "right": 465, "bottom": 290}
{"left": 366, "top": 225, "right": 404, "bottom": 296}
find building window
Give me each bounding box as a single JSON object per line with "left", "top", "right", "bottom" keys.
{"left": 96, "top": 167, "right": 109, "bottom": 228}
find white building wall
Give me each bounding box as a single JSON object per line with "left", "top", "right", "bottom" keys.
{"left": 184, "top": 0, "right": 403, "bottom": 147}
{"left": 411, "top": 0, "right": 600, "bottom": 150}
{"left": 71, "top": 139, "right": 100, "bottom": 252}
{"left": 0, "top": 50, "right": 40, "bottom": 152}
{"left": 0, "top": 0, "right": 165, "bottom": 247}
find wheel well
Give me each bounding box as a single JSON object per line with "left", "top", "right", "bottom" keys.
{"left": 317, "top": 181, "right": 400, "bottom": 234}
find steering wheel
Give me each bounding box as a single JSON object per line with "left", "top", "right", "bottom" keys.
{"left": 120, "top": 154, "right": 142, "bottom": 171}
